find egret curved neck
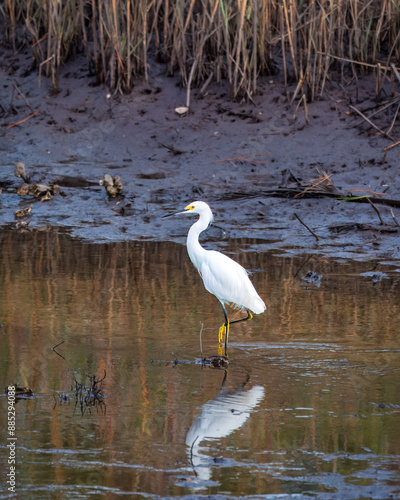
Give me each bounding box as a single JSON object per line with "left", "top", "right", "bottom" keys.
{"left": 186, "top": 217, "right": 208, "bottom": 270}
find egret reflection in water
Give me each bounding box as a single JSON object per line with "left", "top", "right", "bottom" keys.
{"left": 186, "top": 382, "right": 265, "bottom": 481}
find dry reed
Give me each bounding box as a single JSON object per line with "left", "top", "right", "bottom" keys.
{"left": 1, "top": 0, "right": 399, "bottom": 101}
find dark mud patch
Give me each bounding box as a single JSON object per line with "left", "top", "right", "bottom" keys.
{"left": 1, "top": 46, "right": 400, "bottom": 264}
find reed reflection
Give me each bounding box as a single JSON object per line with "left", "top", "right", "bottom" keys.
{"left": 0, "top": 229, "right": 400, "bottom": 498}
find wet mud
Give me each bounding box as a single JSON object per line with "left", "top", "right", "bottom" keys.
{"left": 1, "top": 46, "right": 400, "bottom": 264}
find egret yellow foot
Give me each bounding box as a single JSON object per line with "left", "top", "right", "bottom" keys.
{"left": 218, "top": 324, "right": 226, "bottom": 344}
{"left": 218, "top": 325, "right": 226, "bottom": 344}
{"left": 218, "top": 323, "right": 229, "bottom": 355}
{"left": 218, "top": 323, "right": 230, "bottom": 345}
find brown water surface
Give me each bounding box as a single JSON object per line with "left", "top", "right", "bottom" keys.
{"left": 0, "top": 229, "right": 400, "bottom": 499}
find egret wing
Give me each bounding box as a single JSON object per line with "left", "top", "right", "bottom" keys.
{"left": 199, "top": 250, "right": 265, "bottom": 313}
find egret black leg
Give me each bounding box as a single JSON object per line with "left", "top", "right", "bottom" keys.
{"left": 224, "top": 309, "right": 252, "bottom": 349}
{"left": 230, "top": 308, "right": 253, "bottom": 325}
{"left": 218, "top": 307, "right": 253, "bottom": 349}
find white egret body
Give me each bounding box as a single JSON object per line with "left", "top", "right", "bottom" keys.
{"left": 164, "top": 201, "right": 266, "bottom": 346}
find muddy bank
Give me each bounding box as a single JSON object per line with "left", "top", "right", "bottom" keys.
{"left": 1, "top": 45, "right": 400, "bottom": 264}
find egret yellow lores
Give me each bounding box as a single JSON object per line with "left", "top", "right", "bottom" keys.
{"left": 163, "top": 201, "right": 266, "bottom": 347}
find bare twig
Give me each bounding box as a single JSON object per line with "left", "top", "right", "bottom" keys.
{"left": 199, "top": 322, "right": 203, "bottom": 360}
{"left": 390, "top": 209, "right": 400, "bottom": 227}
{"left": 294, "top": 213, "right": 320, "bottom": 241}
{"left": 199, "top": 72, "right": 214, "bottom": 97}
{"left": 390, "top": 63, "right": 400, "bottom": 84}
{"left": 367, "top": 197, "right": 385, "bottom": 225}
{"left": 7, "top": 110, "right": 39, "bottom": 129}
{"left": 186, "top": 58, "right": 198, "bottom": 109}
{"left": 317, "top": 52, "right": 391, "bottom": 71}
{"left": 386, "top": 102, "right": 400, "bottom": 136}
{"left": 52, "top": 340, "right": 66, "bottom": 360}
{"left": 13, "top": 82, "right": 34, "bottom": 113}
{"left": 354, "top": 97, "right": 400, "bottom": 127}
{"left": 384, "top": 140, "right": 400, "bottom": 151}
{"left": 347, "top": 189, "right": 387, "bottom": 196}
{"left": 38, "top": 55, "right": 55, "bottom": 87}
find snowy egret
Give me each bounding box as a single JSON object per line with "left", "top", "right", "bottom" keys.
{"left": 163, "top": 201, "right": 266, "bottom": 347}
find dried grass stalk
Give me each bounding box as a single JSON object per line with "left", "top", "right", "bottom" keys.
{"left": 1, "top": 0, "right": 399, "bottom": 101}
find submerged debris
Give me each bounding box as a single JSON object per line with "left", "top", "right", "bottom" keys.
{"left": 52, "top": 371, "right": 107, "bottom": 414}
{"left": 73, "top": 371, "right": 107, "bottom": 415}
{"left": 360, "top": 271, "right": 388, "bottom": 283}
{"left": 155, "top": 354, "right": 229, "bottom": 369}
{"left": 371, "top": 402, "right": 400, "bottom": 409}
{"left": 202, "top": 355, "right": 229, "bottom": 368}
{"left": 54, "top": 393, "right": 71, "bottom": 405}
{"left": 11, "top": 221, "right": 31, "bottom": 231}
{"left": 5, "top": 385, "right": 34, "bottom": 399}
{"left": 301, "top": 270, "right": 323, "bottom": 287}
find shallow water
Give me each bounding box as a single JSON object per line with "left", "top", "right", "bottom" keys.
{"left": 0, "top": 229, "right": 400, "bottom": 499}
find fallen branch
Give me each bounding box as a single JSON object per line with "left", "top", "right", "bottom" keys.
{"left": 221, "top": 189, "right": 400, "bottom": 208}
{"left": 330, "top": 223, "right": 398, "bottom": 234}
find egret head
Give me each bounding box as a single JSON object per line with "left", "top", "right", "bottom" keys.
{"left": 163, "top": 201, "right": 214, "bottom": 224}
{"left": 180, "top": 201, "right": 212, "bottom": 216}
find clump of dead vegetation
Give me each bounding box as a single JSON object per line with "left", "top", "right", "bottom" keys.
{"left": 1, "top": 0, "right": 400, "bottom": 101}
{"left": 54, "top": 371, "right": 107, "bottom": 415}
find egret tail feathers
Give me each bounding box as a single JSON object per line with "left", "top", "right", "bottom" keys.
{"left": 251, "top": 295, "right": 266, "bottom": 315}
